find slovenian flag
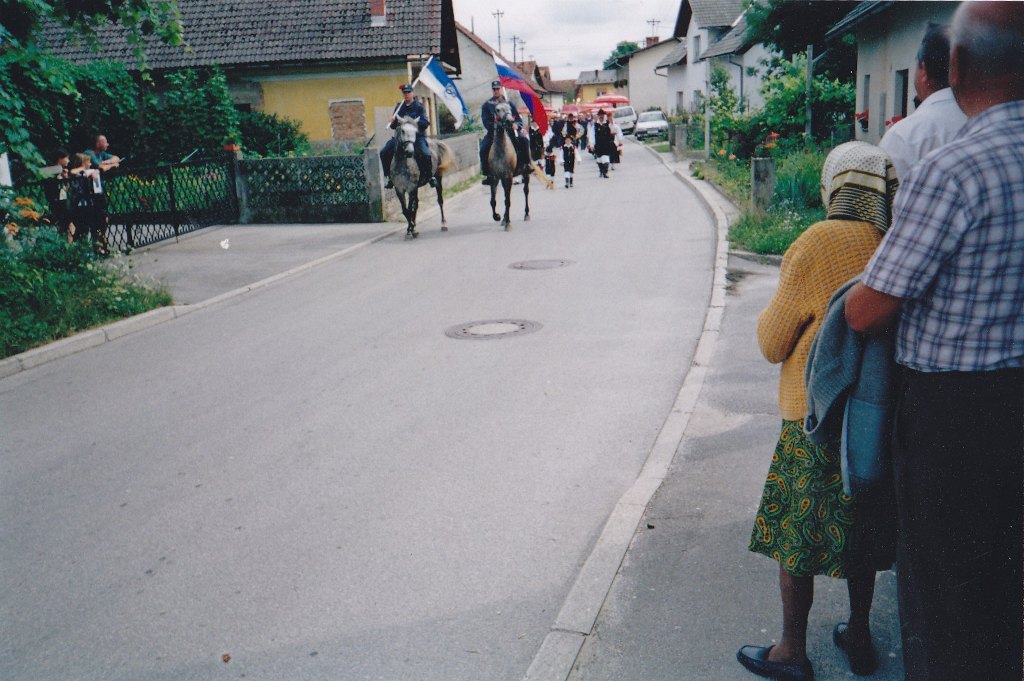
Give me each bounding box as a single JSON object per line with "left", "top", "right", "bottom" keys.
{"left": 415, "top": 56, "right": 469, "bottom": 128}
{"left": 493, "top": 53, "right": 548, "bottom": 134}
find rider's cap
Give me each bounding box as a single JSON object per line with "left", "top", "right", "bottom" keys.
{"left": 491, "top": 80, "right": 502, "bottom": 89}
{"left": 400, "top": 83, "right": 414, "bottom": 93}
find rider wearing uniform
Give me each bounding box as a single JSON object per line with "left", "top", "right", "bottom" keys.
{"left": 480, "top": 80, "right": 531, "bottom": 185}
{"left": 380, "top": 84, "right": 434, "bottom": 188}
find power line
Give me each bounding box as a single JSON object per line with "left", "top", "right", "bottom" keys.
{"left": 647, "top": 19, "right": 661, "bottom": 36}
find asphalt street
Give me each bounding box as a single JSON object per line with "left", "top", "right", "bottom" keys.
{"left": 1, "top": 143, "right": 720, "bottom": 680}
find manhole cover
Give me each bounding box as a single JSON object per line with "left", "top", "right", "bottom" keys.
{"left": 445, "top": 319, "right": 543, "bottom": 340}
{"left": 509, "top": 259, "right": 575, "bottom": 270}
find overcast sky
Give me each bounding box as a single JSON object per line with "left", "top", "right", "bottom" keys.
{"left": 454, "top": 0, "right": 683, "bottom": 81}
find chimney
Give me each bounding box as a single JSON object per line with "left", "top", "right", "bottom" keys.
{"left": 646, "top": 36, "right": 660, "bottom": 48}
{"left": 370, "top": 0, "right": 386, "bottom": 27}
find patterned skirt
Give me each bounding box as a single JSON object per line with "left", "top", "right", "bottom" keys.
{"left": 748, "top": 419, "right": 891, "bottom": 578}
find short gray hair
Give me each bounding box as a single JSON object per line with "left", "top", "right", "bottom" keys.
{"left": 950, "top": 3, "right": 1024, "bottom": 76}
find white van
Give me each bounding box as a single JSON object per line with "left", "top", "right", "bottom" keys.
{"left": 611, "top": 106, "right": 637, "bottom": 134}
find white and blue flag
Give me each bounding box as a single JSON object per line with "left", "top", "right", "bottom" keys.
{"left": 415, "top": 56, "right": 469, "bottom": 128}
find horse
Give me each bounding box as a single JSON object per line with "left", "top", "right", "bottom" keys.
{"left": 389, "top": 116, "right": 455, "bottom": 239}
{"left": 486, "top": 101, "right": 531, "bottom": 230}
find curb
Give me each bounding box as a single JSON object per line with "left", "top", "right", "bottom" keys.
{"left": 0, "top": 227, "right": 405, "bottom": 380}
{"left": 521, "top": 139, "right": 734, "bottom": 681}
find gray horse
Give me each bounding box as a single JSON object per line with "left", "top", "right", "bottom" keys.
{"left": 389, "top": 116, "right": 455, "bottom": 238}
{"left": 486, "top": 101, "right": 531, "bottom": 230}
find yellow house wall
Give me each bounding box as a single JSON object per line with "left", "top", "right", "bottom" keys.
{"left": 257, "top": 69, "right": 408, "bottom": 141}
{"left": 578, "top": 84, "right": 620, "bottom": 103}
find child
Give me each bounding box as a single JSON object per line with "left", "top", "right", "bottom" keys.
{"left": 562, "top": 135, "right": 576, "bottom": 188}
{"left": 68, "top": 153, "right": 108, "bottom": 254}
{"left": 544, "top": 149, "right": 557, "bottom": 184}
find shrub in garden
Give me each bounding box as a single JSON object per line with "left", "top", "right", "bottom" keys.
{"left": 238, "top": 110, "right": 310, "bottom": 158}
{"left": 2, "top": 195, "right": 172, "bottom": 358}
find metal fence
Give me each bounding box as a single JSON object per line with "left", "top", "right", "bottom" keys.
{"left": 21, "top": 157, "right": 238, "bottom": 253}
{"left": 16, "top": 133, "right": 480, "bottom": 253}
{"left": 240, "top": 155, "right": 369, "bottom": 223}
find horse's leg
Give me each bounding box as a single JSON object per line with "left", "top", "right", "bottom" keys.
{"left": 490, "top": 181, "right": 501, "bottom": 222}
{"left": 396, "top": 190, "right": 414, "bottom": 238}
{"left": 502, "top": 177, "right": 513, "bottom": 230}
{"left": 523, "top": 172, "right": 531, "bottom": 221}
{"left": 435, "top": 175, "right": 447, "bottom": 231}
{"left": 409, "top": 188, "right": 419, "bottom": 238}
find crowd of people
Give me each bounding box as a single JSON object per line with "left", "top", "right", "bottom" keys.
{"left": 739, "top": 3, "right": 1023, "bottom": 681}
{"left": 40, "top": 133, "right": 121, "bottom": 255}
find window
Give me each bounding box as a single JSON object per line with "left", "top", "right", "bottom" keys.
{"left": 863, "top": 75, "right": 871, "bottom": 114}
{"left": 694, "top": 35, "right": 701, "bottom": 59}
{"left": 895, "top": 69, "right": 909, "bottom": 119}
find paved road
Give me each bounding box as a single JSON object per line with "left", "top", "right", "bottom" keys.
{"left": 1, "top": 146, "right": 717, "bottom": 680}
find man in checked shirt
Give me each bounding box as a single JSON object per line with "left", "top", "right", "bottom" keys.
{"left": 845, "top": 3, "right": 1024, "bottom": 680}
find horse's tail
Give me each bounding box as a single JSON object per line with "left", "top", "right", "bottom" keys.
{"left": 435, "top": 141, "right": 455, "bottom": 175}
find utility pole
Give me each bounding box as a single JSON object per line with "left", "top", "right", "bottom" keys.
{"left": 492, "top": 10, "right": 504, "bottom": 57}
{"left": 519, "top": 41, "right": 527, "bottom": 65}
{"left": 647, "top": 19, "right": 661, "bottom": 37}
{"left": 806, "top": 43, "right": 814, "bottom": 137}
{"left": 511, "top": 35, "right": 520, "bottom": 64}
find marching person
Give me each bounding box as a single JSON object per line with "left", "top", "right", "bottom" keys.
{"left": 380, "top": 84, "right": 434, "bottom": 189}
{"left": 529, "top": 120, "right": 545, "bottom": 171}
{"left": 562, "top": 132, "right": 577, "bottom": 188}
{"left": 588, "top": 109, "right": 616, "bottom": 178}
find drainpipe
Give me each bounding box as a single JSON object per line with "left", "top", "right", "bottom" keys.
{"left": 728, "top": 55, "right": 744, "bottom": 110}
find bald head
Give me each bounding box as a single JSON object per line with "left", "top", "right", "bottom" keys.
{"left": 949, "top": 1, "right": 1024, "bottom": 115}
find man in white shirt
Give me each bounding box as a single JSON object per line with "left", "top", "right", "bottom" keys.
{"left": 879, "top": 23, "right": 967, "bottom": 181}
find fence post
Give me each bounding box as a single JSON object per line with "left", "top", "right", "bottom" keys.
{"left": 167, "top": 165, "right": 180, "bottom": 241}
{"left": 751, "top": 157, "right": 775, "bottom": 211}
{"left": 364, "top": 148, "right": 384, "bottom": 222}
{"left": 232, "top": 151, "right": 252, "bottom": 224}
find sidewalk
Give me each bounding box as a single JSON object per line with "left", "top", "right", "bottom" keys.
{"left": 559, "top": 146, "right": 904, "bottom": 681}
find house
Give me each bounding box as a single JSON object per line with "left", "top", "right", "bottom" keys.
{"left": 826, "top": 1, "right": 960, "bottom": 144}
{"left": 40, "top": 0, "right": 461, "bottom": 147}
{"left": 699, "top": 13, "right": 772, "bottom": 112}
{"left": 613, "top": 37, "right": 681, "bottom": 113}
{"left": 576, "top": 69, "right": 624, "bottom": 103}
{"left": 657, "top": 0, "right": 770, "bottom": 116}
{"left": 454, "top": 23, "right": 551, "bottom": 125}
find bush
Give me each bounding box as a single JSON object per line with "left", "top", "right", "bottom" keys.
{"left": 238, "top": 110, "right": 310, "bottom": 158}
{"left": 774, "top": 148, "right": 826, "bottom": 208}
{"left": 1, "top": 196, "right": 172, "bottom": 357}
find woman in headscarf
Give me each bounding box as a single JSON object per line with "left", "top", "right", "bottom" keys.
{"left": 736, "top": 142, "right": 900, "bottom": 681}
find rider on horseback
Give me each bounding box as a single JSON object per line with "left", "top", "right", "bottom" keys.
{"left": 380, "top": 84, "right": 435, "bottom": 189}
{"left": 479, "top": 80, "right": 532, "bottom": 186}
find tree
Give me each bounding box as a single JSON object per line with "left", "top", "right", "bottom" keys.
{"left": 1, "top": 0, "right": 183, "bottom": 169}
{"left": 743, "top": 0, "right": 858, "bottom": 82}
{"left": 603, "top": 41, "right": 640, "bottom": 70}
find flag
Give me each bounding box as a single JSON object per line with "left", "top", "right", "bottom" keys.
{"left": 493, "top": 53, "right": 548, "bottom": 135}
{"left": 415, "top": 56, "right": 469, "bottom": 129}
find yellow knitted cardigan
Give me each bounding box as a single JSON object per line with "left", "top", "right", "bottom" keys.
{"left": 757, "top": 219, "right": 883, "bottom": 421}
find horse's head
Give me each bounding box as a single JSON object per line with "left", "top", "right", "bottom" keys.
{"left": 393, "top": 115, "right": 420, "bottom": 155}
{"left": 493, "top": 101, "right": 516, "bottom": 131}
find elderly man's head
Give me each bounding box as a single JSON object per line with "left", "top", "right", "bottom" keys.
{"left": 949, "top": 1, "right": 1024, "bottom": 114}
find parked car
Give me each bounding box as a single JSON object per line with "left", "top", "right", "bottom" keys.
{"left": 610, "top": 105, "right": 638, "bottom": 134}
{"left": 634, "top": 110, "right": 670, "bottom": 140}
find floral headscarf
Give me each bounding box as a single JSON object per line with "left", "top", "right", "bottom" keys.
{"left": 820, "top": 141, "right": 899, "bottom": 233}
